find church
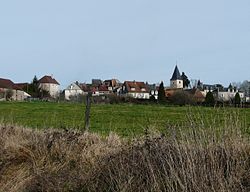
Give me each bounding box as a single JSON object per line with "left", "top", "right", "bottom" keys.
{"left": 170, "top": 65, "right": 183, "bottom": 89}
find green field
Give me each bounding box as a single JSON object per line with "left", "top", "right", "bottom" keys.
{"left": 0, "top": 101, "right": 250, "bottom": 137}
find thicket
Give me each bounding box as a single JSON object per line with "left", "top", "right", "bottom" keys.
{"left": 168, "top": 90, "right": 195, "bottom": 106}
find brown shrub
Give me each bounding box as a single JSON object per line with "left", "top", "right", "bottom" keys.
{"left": 1, "top": 115, "right": 250, "bottom": 192}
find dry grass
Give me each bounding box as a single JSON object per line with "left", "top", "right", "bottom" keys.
{"left": 1, "top": 111, "right": 250, "bottom": 191}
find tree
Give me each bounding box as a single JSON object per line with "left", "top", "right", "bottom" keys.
{"left": 234, "top": 92, "right": 241, "bottom": 107}
{"left": 240, "top": 80, "right": 250, "bottom": 98}
{"left": 158, "top": 81, "right": 166, "bottom": 103}
{"left": 149, "top": 95, "right": 156, "bottom": 102}
{"left": 205, "top": 91, "right": 215, "bottom": 106}
{"left": 181, "top": 72, "right": 190, "bottom": 88}
{"left": 32, "top": 75, "right": 39, "bottom": 86}
{"left": 169, "top": 90, "right": 195, "bottom": 106}
{"left": 27, "top": 75, "right": 40, "bottom": 98}
{"left": 5, "top": 89, "right": 13, "bottom": 100}
{"left": 38, "top": 89, "right": 50, "bottom": 99}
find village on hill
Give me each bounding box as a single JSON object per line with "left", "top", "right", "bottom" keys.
{"left": 1, "top": 65, "right": 250, "bottom": 106}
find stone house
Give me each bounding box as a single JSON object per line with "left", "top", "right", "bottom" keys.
{"left": 121, "top": 81, "right": 150, "bottom": 99}
{"left": 78, "top": 83, "right": 110, "bottom": 96}
{"left": 63, "top": 82, "right": 87, "bottom": 100}
{"left": 104, "top": 79, "right": 121, "bottom": 91}
{"left": 213, "top": 84, "right": 244, "bottom": 103}
{"left": 0, "top": 78, "right": 30, "bottom": 101}
{"left": 198, "top": 81, "right": 244, "bottom": 103}
{"left": 38, "top": 75, "right": 60, "bottom": 99}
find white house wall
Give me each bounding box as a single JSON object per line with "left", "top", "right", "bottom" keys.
{"left": 127, "top": 92, "right": 150, "bottom": 99}
{"left": 1, "top": 89, "right": 28, "bottom": 101}
{"left": 64, "top": 89, "right": 84, "bottom": 100}
{"left": 39, "top": 83, "right": 60, "bottom": 98}
{"left": 170, "top": 80, "right": 183, "bottom": 89}
{"left": 216, "top": 91, "right": 245, "bottom": 102}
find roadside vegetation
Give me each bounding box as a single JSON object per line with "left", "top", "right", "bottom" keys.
{"left": 1, "top": 109, "right": 250, "bottom": 191}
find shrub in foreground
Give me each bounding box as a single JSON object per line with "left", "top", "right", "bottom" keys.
{"left": 1, "top": 112, "right": 250, "bottom": 191}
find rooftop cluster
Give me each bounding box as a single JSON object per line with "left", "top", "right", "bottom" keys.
{"left": 1, "top": 66, "right": 250, "bottom": 105}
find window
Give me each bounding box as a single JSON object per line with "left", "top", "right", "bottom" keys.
{"left": 131, "top": 88, "right": 135, "bottom": 91}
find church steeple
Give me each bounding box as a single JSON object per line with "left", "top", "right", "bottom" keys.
{"left": 170, "top": 65, "right": 183, "bottom": 89}
{"left": 170, "top": 65, "right": 181, "bottom": 81}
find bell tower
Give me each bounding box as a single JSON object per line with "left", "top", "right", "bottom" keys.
{"left": 170, "top": 65, "right": 183, "bottom": 89}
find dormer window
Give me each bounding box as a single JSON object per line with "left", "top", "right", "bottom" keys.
{"left": 131, "top": 88, "right": 135, "bottom": 91}
{"left": 141, "top": 88, "right": 146, "bottom": 91}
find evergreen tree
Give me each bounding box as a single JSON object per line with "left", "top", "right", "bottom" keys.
{"left": 27, "top": 75, "right": 40, "bottom": 98}
{"left": 205, "top": 91, "right": 215, "bottom": 106}
{"left": 181, "top": 72, "right": 190, "bottom": 88}
{"left": 158, "top": 81, "right": 166, "bottom": 103}
{"left": 234, "top": 92, "right": 241, "bottom": 107}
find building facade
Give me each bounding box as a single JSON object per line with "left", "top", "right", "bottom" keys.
{"left": 122, "top": 81, "right": 150, "bottom": 99}
{"left": 38, "top": 75, "right": 60, "bottom": 99}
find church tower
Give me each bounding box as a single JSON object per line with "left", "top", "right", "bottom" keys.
{"left": 170, "top": 65, "right": 183, "bottom": 89}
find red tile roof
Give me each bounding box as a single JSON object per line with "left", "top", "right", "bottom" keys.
{"left": 0, "top": 78, "right": 21, "bottom": 90}
{"left": 124, "top": 81, "right": 149, "bottom": 93}
{"left": 38, "top": 76, "right": 60, "bottom": 85}
{"left": 98, "top": 85, "right": 109, "bottom": 92}
{"left": 15, "top": 83, "right": 29, "bottom": 90}
{"left": 79, "top": 83, "right": 90, "bottom": 92}
{"left": 79, "top": 83, "right": 109, "bottom": 93}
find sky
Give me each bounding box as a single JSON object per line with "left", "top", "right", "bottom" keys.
{"left": 0, "top": 0, "right": 250, "bottom": 89}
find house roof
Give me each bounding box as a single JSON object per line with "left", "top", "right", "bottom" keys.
{"left": 104, "top": 79, "right": 121, "bottom": 87}
{"left": 98, "top": 85, "right": 109, "bottom": 92}
{"left": 185, "top": 88, "right": 205, "bottom": 99}
{"left": 0, "top": 78, "right": 21, "bottom": 90}
{"left": 79, "top": 83, "right": 92, "bottom": 92}
{"left": 15, "top": 83, "right": 29, "bottom": 90}
{"left": 124, "top": 81, "right": 149, "bottom": 93}
{"left": 38, "top": 76, "right": 60, "bottom": 85}
{"left": 170, "top": 65, "right": 181, "bottom": 81}
{"left": 65, "top": 82, "right": 82, "bottom": 90}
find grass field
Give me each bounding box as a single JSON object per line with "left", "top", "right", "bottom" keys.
{"left": 0, "top": 101, "right": 250, "bottom": 137}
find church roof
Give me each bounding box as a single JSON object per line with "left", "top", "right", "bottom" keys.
{"left": 170, "top": 65, "right": 181, "bottom": 80}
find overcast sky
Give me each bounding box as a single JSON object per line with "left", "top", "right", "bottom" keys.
{"left": 0, "top": 0, "right": 250, "bottom": 88}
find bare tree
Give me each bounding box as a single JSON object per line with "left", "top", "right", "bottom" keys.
{"left": 240, "top": 80, "right": 250, "bottom": 96}
{"left": 5, "top": 89, "right": 13, "bottom": 100}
